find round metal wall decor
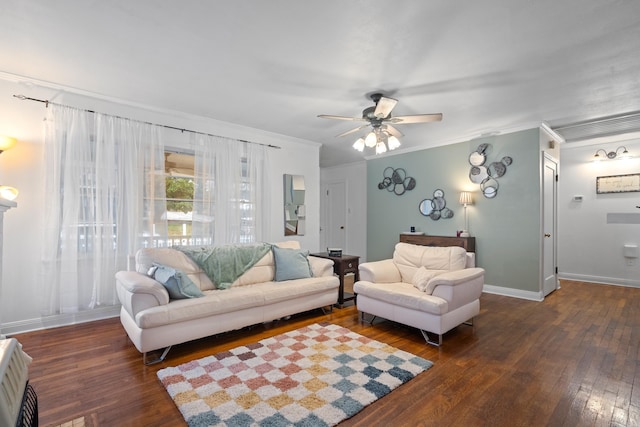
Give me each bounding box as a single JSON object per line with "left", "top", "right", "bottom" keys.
{"left": 419, "top": 189, "right": 454, "bottom": 220}
{"left": 378, "top": 167, "right": 416, "bottom": 196}
{"left": 467, "top": 144, "right": 513, "bottom": 198}
{"left": 481, "top": 177, "right": 499, "bottom": 198}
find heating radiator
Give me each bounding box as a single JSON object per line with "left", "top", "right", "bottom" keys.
{"left": 0, "top": 338, "right": 37, "bottom": 427}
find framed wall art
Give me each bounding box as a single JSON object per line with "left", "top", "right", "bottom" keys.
{"left": 596, "top": 173, "right": 640, "bottom": 194}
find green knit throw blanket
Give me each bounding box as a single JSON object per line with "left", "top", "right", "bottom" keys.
{"left": 176, "top": 243, "right": 272, "bottom": 289}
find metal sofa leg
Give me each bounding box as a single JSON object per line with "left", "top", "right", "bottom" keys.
{"left": 143, "top": 346, "right": 172, "bottom": 365}
{"left": 420, "top": 330, "right": 442, "bottom": 347}
{"left": 359, "top": 312, "right": 377, "bottom": 325}
{"left": 463, "top": 317, "right": 474, "bottom": 326}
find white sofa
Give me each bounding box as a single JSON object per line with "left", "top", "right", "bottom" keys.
{"left": 115, "top": 241, "right": 339, "bottom": 364}
{"left": 354, "top": 243, "right": 485, "bottom": 346}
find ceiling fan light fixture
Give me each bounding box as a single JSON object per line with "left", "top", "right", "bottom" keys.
{"left": 387, "top": 135, "right": 401, "bottom": 150}
{"left": 318, "top": 93, "right": 442, "bottom": 156}
{"left": 364, "top": 131, "right": 377, "bottom": 147}
{"left": 375, "top": 141, "right": 387, "bottom": 154}
{"left": 352, "top": 137, "right": 365, "bottom": 152}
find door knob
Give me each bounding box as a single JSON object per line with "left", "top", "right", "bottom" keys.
{"left": 544, "top": 233, "right": 551, "bottom": 237}
{"left": 340, "top": 226, "right": 345, "bottom": 229}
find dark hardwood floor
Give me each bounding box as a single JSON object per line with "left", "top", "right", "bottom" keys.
{"left": 11, "top": 280, "right": 640, "bottom": 427}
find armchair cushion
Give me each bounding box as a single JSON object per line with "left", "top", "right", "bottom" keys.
{"left": 394, "top": 243, "right": 468, "bottom": 282}
{"left": 412, "top": 266, "right": 444, "bottom": 293}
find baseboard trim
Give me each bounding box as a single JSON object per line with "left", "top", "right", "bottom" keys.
{"left": 1, "top": 306, "right": 121, "bottom": 336}
{"left": 482, "top": 284, "right": 544, "bottom": 302}
{"left": 558, "top": 273, "right": 640, "bottom": 288}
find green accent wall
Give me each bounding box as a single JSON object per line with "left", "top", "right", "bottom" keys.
{"left": 367, "top": 128, "right": 541, "bottom": 293}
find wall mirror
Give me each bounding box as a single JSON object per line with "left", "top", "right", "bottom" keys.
{"left": 283, "top": 174, "right": 305, "bottom": 235}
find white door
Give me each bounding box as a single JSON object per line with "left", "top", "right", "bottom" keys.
{"left": 542, "top": 154, "right": 558, "bottom": 297}
{"left": 326, "top": 182, "right": 346, "bottom": 251}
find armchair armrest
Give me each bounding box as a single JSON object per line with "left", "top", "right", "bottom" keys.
{"left": 115, "top": 271, "right": 170, "bottom": 319}
{"left": 427, "top": 267, "right": 484, "bottom": 288}
{"left": 427, "top": 267, "right": 485, "bottom": 305}
{"left": 358, "top": 259, "right": 401, "bottom": 283}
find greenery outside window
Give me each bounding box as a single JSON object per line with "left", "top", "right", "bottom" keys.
{"left": 164, "top": 151, "right": 195, "bottom": 245}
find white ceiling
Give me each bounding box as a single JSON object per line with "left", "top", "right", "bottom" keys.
{"left": 2, "top": 1, "right": 640, "bottom": 167}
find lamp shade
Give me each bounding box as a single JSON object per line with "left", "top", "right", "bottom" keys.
{"left": 0, "top": 136, "right": 17, "bottom": 152}
{"left": 352, "top": 137, "right": 365, "bottom": 152}
{"left": 459, "top": 191, "right": 473, "bottom": 206}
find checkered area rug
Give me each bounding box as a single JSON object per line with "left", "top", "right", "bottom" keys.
{"left": 157, "top": 322, "right": 432, "bottom": 426}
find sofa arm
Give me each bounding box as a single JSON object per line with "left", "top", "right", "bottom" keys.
{"left": 358, "top": 259, "right": 401, "bottom": 283}
{"left": 308, "top": 256, "right": 335, "bottom": 277}
{"left": 115, "top": 271, "right": 170, "bottom": 319}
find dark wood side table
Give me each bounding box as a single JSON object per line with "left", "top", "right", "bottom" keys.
{"left": 310, "top": 252, "right": 359, "bottom": 308}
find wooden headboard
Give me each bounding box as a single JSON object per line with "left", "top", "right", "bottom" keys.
{"left": 399, "top": 234, "right": 476, "bottom": 253}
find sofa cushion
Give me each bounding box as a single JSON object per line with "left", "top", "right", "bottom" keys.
{"left": 150, "top": 264, "right": 205, "bottom": 300}
{"left": 272, "top": 246, "right": 312, "bottom": 281}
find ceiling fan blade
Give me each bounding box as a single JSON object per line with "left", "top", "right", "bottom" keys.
{"left": 336, "top": 125, "right": 370, "bottom": 138}
{"left": 374, "top": 96, "right": 398, "bottom": 118}
{"left": 384, "top": 124, "right": 404, "bottom": 138}
{"left": 317, "top": 114, "right": 366, "bottom": 122}
{"left": 388, "top": 113, "right": 443, "bottom": 124}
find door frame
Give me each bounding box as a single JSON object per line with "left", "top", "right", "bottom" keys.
{"left": 540, "top": 152, "right": 559, "bottom": 297}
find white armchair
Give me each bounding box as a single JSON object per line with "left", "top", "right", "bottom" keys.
{"left": 354, "top": 243, "right": 485, "bottom": 346}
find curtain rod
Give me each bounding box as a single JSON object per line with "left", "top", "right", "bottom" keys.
{"left": 12, "top": 94, "right": 281, "bottom": 150}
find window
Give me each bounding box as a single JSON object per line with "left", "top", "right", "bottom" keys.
{"left": 163, "top": 151, "right": 197, "bottom": 246}
{"left": 161, "top": 150, "right": 257, "bottom": 246}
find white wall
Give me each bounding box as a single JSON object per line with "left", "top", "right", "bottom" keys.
{"left": 0, "top": 76, "right": 323, "bottom": 334}
{"left": 558, "top": 139, "right": 640, "bottom": 287}
{"left": 320, "top": 161, "right": 368, "bottom": 262}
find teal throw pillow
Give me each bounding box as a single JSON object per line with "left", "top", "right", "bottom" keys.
{"left": 272, "top": 246, "right": 313, "bottom": 281}
{"left": 151, "top": 263, "right": 205, "bottom": 299}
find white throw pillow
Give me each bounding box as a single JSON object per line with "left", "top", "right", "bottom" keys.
{"left": 412, "top": 266, "right": 440, "bottom": 293}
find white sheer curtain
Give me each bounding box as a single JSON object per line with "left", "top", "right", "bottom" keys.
{"left": 41, "top": 105, "right": 167, "bottom": 315}
{"left": 245, "top": 142, "right": 271, "bottom": 242}
{"left": 191, "top": 134, "right": 270, "bottom": 245}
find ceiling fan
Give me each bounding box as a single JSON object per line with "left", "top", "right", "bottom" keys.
{"left": 318, "top": 93, "right": 443, "bottom": 153}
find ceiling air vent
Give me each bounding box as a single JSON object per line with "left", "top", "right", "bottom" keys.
{"left": 551, "top": 110, "right": 640, "bottom": 143}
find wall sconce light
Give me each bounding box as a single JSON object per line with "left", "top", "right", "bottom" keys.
{"left": 459, "top": 191, "right": 473, "bottom": 237}
{"left": 0, "top": 136, "right": 19, "bottom": 201}
{"left": 0, "top": 186, "right": 18, "bottom": 201}
{"left": 0, "top": 136, "right": 17, "bottom": 153}
{"left": 593, "top": 146, "right": 630, "bottom": 161}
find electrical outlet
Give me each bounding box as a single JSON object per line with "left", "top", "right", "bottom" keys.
{"left": 627, "top": 259, "right": 637, "bottom": 266}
